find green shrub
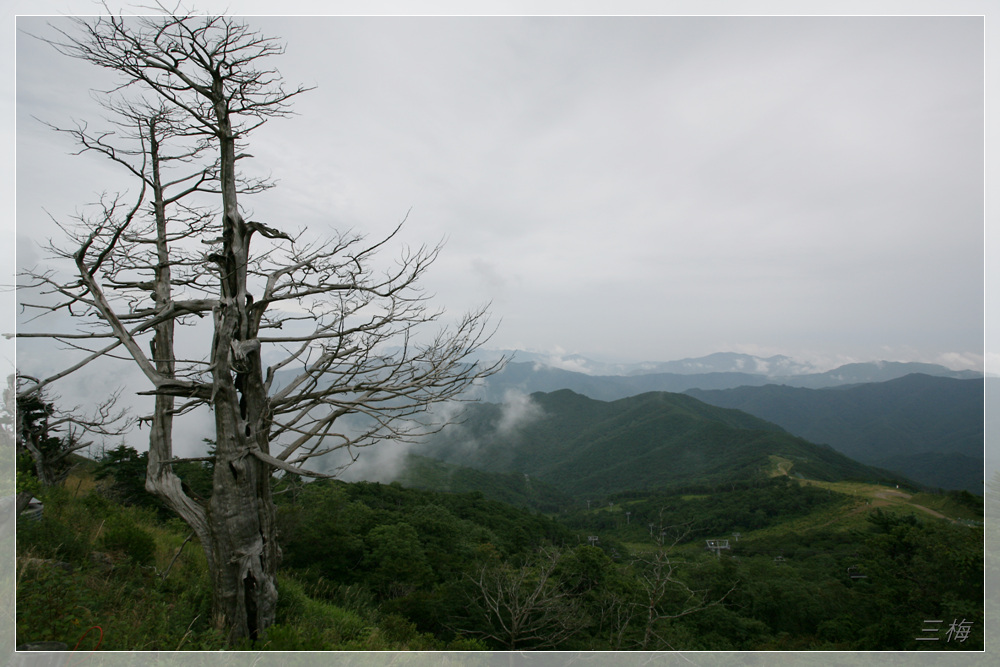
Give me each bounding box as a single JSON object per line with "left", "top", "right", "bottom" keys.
{"left": 255, "top": 623, "right": 328, "bottom": 650}
{"left": 79, "top": 491, "right": 115, "bottom": 517}
{"left": 25, "top": 486, "right": 73, "bottom": 521}
{"left": 17, "top": 516, "right": 91, "bottom": 563}
{"left": 274, "top": 574, "right": 310, "bottom": 624}
{"left": 101, "top": 517, "right": 156, "bottom": 565}
{"left": 378, "top": 613, "right": 419, "bottom": 644}
{"left": 273, "top": 574, "right": 372, "bottom": 646}
{"left": 16, "top": 564, "right": 95, "bottom": 645}
{"left": 445, "top": 636, "right": 490, "bottom": 650}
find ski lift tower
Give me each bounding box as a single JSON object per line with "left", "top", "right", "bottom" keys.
{"left": 706, "top": 539, "right": 731, "bottom": 558}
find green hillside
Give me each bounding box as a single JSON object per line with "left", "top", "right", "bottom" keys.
{"left": 687, "top": 374, "right": 983, "bottom": 491}
{"left": 392, "top": 453, "right": 573, "bottom": 512}
{"left": 417, "top": 389, "right": 910, "bottom": 498}
{"left": 15, "top": 443, "right": 983, "bottom": 651}
{"left": 15, "top": 390, "right": 978, "bottom": 653}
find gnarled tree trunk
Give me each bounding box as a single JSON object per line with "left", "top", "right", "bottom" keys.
{"left": 202, "top": 98, "right": 280, "bottom": 641}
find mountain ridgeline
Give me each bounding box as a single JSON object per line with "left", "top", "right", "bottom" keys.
{"left": 276, "top": 352, "right": 982, "bottom": 493}
{"left": 687, "top": 373, "right": 983, "bottom": 492}
{"left": 459, "top": 352, "right": 983, "bottom": 493}
{"left": 473, "top": 355, "right": 981, "bottom": 403}
{"left": 414, "top": 389, "right": 908, "bottom": 500}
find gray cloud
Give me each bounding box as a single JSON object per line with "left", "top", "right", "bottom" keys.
{"left": 12, "top": 12, "right": 985, "bottom": 402}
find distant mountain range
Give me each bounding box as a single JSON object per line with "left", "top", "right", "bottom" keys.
{"left": 472, "top": 353, "right": 981, "bottom": 402}
{"left": 468, "top": 350, "right": 823, "bottom": 377}
{"left": 473, "top": 350, "right": 979, "bottom": 380}
{"left": 451, "top": 352, "right": 982, "bottom": 493}
{"left": 414, "top": 389, "right": 910, "bottom": 500}
{"left": 275, "top": 349, "right": 983, "bottom": 494}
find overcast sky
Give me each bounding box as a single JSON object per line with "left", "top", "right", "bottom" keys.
{"left": 9, "top": 5, "right": 988, "bottom": 383}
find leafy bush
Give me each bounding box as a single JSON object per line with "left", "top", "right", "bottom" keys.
{"left": 100, "top": 517, "right": 156, "bottom": 565}
{"left": 17, "top": 516, "right": 91, "bottom": 563}
{"left": 79, "top": 491, "right": 115, "bottom": 517}
{"left": 16, "top": 563, "right": 95, "bottom": 645}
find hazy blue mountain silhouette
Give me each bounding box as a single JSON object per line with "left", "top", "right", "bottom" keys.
{"left": 476, "top": 359, "right": 981, "bottom": 402}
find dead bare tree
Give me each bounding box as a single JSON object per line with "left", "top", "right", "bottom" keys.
{"left": 630, "top": 520, "right": 738, "bottom": 650}
{"left": 460, "top": 548, "right": 587, "bottom": 650}
{"left": 20, "top": 10, "right": 502, "bottom": 642}
{"left": 1, "top": 375, "right": 13, "bottom": 451}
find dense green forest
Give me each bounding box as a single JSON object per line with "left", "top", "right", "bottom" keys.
{"left": 687, "top": 374, "right": 984, "bottom": 492}
{"left": 414, "top": 389, "right": 914, "bottom": 497}
{"left": 15, "top": 449, "right": 984, "bottom": 651}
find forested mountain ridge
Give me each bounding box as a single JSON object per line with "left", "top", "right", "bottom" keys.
{"left": 415, "top": 389, "right": 911, "bottom": 498}
{"left": 686, "top": 373, "right": 983, "bottom": 492}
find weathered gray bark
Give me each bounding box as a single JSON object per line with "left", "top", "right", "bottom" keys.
{"left": 200, "top": 79, "right": 280, "bottom": 641}
{"left": 142, "top": 116, "right": 214, "bottom": 573}
{"left": 133, "top": 106, "right": 276, "bottom": 640}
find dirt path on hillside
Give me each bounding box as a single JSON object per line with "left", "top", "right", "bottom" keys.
{"left": 813, "top": 487, "right": 952, "bottom": 528}
{"left": 871, "top": 489, "right": 949, "bottom": 519}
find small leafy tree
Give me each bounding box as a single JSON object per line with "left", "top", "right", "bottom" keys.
{"left": 94, "top": 442, "right": 213, "bottom": 514}
{"left": 364, "top": 523, "right": 434, "bottom": 598}
{"left": 13, "top": 375, "right": 130, "bottom": 516}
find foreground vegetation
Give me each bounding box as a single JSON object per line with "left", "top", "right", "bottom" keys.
{"left": 15, "top": 453, "right": 984, "bottom": 651}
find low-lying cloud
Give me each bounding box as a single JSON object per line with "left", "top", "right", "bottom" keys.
{"left": 497, "top": 389, "right": 543, "bottom": 435}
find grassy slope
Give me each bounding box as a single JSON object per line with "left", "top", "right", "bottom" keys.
{"left": 601, "top": 454, "right": 980, "bottom": 557}
{"left": 756, "top": 455, "right": 982, "bottom": 535}
{"left": 14, "top": 467, "right": 486, "bottom": 651}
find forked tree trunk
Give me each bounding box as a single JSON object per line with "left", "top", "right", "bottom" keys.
{"left": 139, "top": 111, "right": 279, "bottom": 642}
{"left": 203, "top": 90, "right": 280, "bottom": 642}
